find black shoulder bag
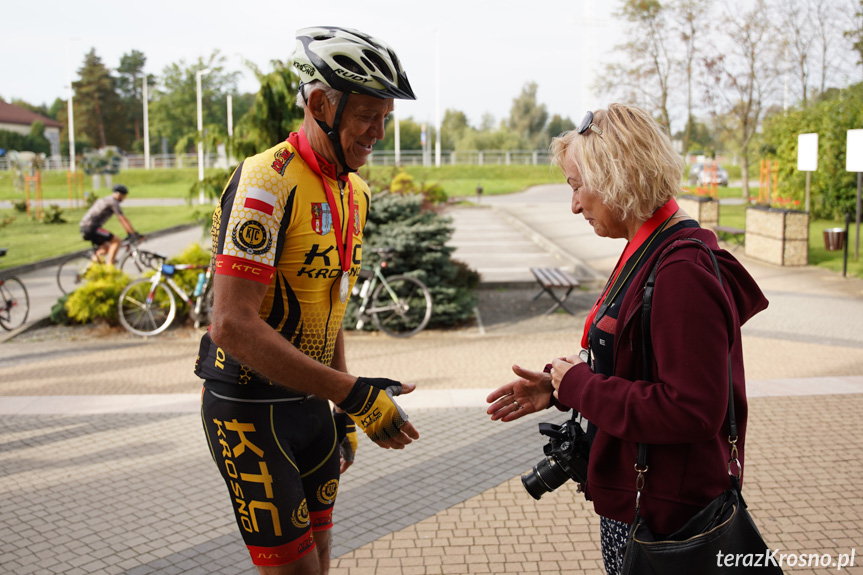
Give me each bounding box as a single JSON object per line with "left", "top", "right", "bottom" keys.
{"left": 620, "top": 238, "right": 783, "bottom": 574}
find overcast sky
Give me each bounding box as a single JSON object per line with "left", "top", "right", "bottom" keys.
{"left": 1, "top": 0, "right": 623, "bottom": 128}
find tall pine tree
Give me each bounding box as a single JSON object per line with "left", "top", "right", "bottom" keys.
{"left": 116, "top": 50, "right": 152, "bottom": 148}
{"left": 73, "top": 49, "right": 123, "bottom": 149}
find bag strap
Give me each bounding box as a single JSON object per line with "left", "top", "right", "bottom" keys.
{"left": 634, "top": 238, "right": 740, "bottom": 518}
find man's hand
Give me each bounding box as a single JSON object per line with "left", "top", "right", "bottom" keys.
{"left": 332, "top": 409, "right": 358, "bottom": 473}
{"left": 337, "top": 377, "right": 419, "bottom": 449}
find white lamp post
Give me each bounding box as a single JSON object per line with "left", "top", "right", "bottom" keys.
{"left": 143, "top": 75, "right": 150, "bottom": 170}
{"left": 66, "top": 39, "right": 79, "bottom": 173}
{"left": 196, "top": 68, "right": 211, "bottom": 204}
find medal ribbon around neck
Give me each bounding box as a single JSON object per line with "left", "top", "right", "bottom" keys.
{"left": 580, "top": 198, "right": 680, "bottom": 349}
{"left": 296, "top": 128, "right": 356, "bottom": 296}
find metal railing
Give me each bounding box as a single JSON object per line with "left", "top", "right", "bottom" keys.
{"left": 0, "top": 149, "right": 553, "bottom": 172}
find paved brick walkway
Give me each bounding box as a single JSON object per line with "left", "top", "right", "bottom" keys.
{"left": 2, "top": 195, "right": 863, "bottom": 574}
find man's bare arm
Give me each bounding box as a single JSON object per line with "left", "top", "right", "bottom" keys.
{"left": 208, "top": 273, "right": 356, "bottom": 403}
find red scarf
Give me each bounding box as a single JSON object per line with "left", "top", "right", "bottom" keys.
{"left": 288, "top": 128, "right": 355, "bottom": 276}
{"left": 581, "top": 198, "right": 679, "bottom": 349}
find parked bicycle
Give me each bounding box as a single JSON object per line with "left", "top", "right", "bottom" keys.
{"left": 352, "top": 247, "right": 433, "bottom": 337}
{"left": 57, "top": 235, "right": 160, "bottom": 294}
{"left": 0, "top": 248, "right": 30, "bottom": 331}
{"left": 117, "top": 254, "right": 213, "bottom": 337}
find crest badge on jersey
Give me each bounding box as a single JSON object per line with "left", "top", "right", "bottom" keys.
{"left": 232, "top": 220, "right": 273, "bottom": 255}
{"left": 311, "top": 203, "right": 333, "bottom": 235}
{"left": 354, "top": 204, "right": 361, "bottom": 235}
{"left": 271, "top": 147, "right": 295, "bottom": 176}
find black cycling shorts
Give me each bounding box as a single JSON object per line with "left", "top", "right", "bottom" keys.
{"left": 200, "top": 387, "right": 340, "bottom": 567}
{"left": 81, "top": 227, "right": 113, "bottom": 246}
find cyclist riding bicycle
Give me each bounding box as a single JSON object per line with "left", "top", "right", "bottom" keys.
{"left": 79, "top": 184, "right": 141, "bottom": 266}
{"left": 195, "top": 26, "right": 420, "bottom": 575}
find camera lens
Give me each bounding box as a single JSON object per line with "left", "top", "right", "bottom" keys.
{"left": 521, "top": 456, "right": 573, "bottom": 500}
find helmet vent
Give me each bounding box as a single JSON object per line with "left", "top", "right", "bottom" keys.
{"left": 363, "top": 50, "right": 393, "bottom": 82}
{"left": 333, "top": 54, "right": 365, "bottom": 75}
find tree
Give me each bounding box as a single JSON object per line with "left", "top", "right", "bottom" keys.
{"left": 233, "top": 60, "right": 302, "bottom": 158}
{"left": 73, "top": 48, "right": 124, "bottom": 149}
{"left": 669, "top": 0, "right": 711, "bottom": 154}
{"left": 116, "top": 50, "right": 153, "bottom": 146}
{"left": 440, "top": 109, "right": 470, "bottom": 150}
{"left": 373, "top": 115, "right": 423, "bottom": 152}
{"left": 810, "top": 0, "right": 843, "bottom": 96}
{"left": 845, "top": 0, "right": 863, "bottom": 79}
{"left": 760, "top": 81, "right": 863, "bottom": 218}
{"left": 10, "top": 99, "right": 55, "bottom": 119}
{"left": 703, "top": 0, "right": 779, "bottom": 199}
{"left": 546, "top": 114, "right": 576, "bottom": 141}
{"left": 598, "top": 0, "right": 674, "bottom": 133}
{"left": 148, "top": 51, "right": 240, "bottom": 154}
{"left": 344, "top": 192, "right": 478, "bottom": 330}
{"left": 778, "top": 0, "right": 816, "bottom": 107}
{"left": 507, "top": 81, "right": 548, "bottom": 148}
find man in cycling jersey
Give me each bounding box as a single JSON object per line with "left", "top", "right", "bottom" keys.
{"left": 196, "top": 27, "right": 420, "bottom": 575}
{"left": 79, "top": 184, "right": 141, "bottom": 265}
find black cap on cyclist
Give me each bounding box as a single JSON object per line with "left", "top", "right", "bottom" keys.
{"left": 291, "top": 26, "right": 415, "bottom": 173}
{"left": 113, "top": 184, "right": 129, "bottom": 195}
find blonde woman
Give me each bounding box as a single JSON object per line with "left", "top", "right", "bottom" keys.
{"left": 487, "top": 104, "right": 768, "bottom": 574}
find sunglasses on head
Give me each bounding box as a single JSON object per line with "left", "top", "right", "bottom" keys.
{"left": 577, "top": 111, "right": 603, "bottom": 136}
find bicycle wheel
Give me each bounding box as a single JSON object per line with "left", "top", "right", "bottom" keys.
{"left": 57, "top": 254, "right": 93, "bottom": 294}
{"left": 118, "top": 278, "right": 177, "bottom": 336}
{"left": 0, "top": 276, "right": 29, "bottom": 330}
{"left": 369, "top": 275, "right": 432, "bottom": 337}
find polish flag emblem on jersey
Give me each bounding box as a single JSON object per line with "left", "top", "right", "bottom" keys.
{"left": 243, "top": 188, "right": 277, "bottom": 216}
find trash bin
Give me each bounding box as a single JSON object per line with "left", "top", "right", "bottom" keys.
{"left": 823, "top": 228, "right": 846, "bottom": 251}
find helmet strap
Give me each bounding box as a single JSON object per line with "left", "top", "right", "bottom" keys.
{"left": 313, "top": 92, "right": 356, "bottom": 174}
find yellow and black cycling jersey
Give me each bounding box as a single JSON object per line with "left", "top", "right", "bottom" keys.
{"left": 196, "top": 130, "right": 370, "bottom": 398}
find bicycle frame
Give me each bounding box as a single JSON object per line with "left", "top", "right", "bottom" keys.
{"left": 145, "top": 262, "right": 209, "bottom": 307}
{"left": 353, "top": 268, "right": 382, "bottom": 330}
{"left": 354, "top": 266, "right": 406, "bottom": 327}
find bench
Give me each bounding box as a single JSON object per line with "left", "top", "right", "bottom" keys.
{"left": 712, "top": 225, "right": 745, "bottom": 248}
{"left": 530, "top": 267, "right": 580, "bottom": 315}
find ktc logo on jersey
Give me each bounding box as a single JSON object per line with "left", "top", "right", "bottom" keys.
{"left": 271, "top": 148, "right": 294, "bottom": 176}
{"left": 290, "top": 499, "right": 310, "bottom": 529}
{"left": 311, "top": 203, "right": 333, "bottom": 236}
{"left": 232, "top": 220, "right": 272, "bottom": 255}
{"left": 316, "top": 479, "right": 339, "bottom": 505}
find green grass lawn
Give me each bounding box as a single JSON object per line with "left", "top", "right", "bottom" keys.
{"left": 363, "top": 164, "right": 564, "bottom": 197}
{"left": 0, "top": 205, "right": 207, "bottom": 269}
{"left": 1, "top": 166, "right": 860, "bottom": 279}
{"left": 0, "top": 168, "right": 213, "bottom": 202}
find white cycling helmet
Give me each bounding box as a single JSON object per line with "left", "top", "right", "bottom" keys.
{"left": 292, "top": 26, "right": 416, "bottom": 100}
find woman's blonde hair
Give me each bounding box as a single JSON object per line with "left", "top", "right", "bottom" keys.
{"left": 550, "top": 104, "right": 684, "bottom": 222}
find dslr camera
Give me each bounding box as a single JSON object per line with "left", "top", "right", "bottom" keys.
{"left": 521, "top": 416, "right": 591, "bottom": 500}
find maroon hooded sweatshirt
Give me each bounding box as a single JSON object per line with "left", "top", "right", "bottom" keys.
{"left": 556, "top": 226, "right": 768, "bottom": 535}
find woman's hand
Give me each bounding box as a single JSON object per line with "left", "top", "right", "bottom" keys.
{"left": 550, "top": 354, "right": 583, "bottom": 399}
{"left": 486, "top": 365, "right": 554, "bottom": 422}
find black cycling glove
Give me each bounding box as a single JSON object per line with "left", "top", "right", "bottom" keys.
{"left": 337, "top": 377, "right": 408, "bottom": 443}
